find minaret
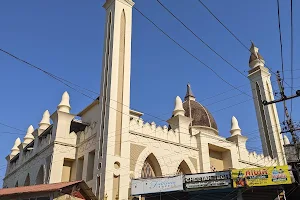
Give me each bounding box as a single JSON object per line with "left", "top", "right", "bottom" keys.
{"left": 96, "top": 0, "right": 134, "bottom": 200}
{"left": 248, "top": 42, "right": 285, "bottom": 164}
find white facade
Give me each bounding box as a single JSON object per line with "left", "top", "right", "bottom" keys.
{"left": 3, "top": 1, "right": 287, "bottom": 200}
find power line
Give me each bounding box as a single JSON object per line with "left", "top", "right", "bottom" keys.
{"left": 156, "top": 0, "right": 249, "bottom": 80}
{"left": 290, "top": 0, "right": 294, "bottom": 116}
{"left": 195, "top": 0, "right": 248, "bottom": 50}
{"left": 195, "top": 0, "right": 295, "bottom": 92}
{"left": 155, "top": 0, "right": 282, "bottom": 104}
{"left": 276, "top": 0, "right": 285, "bottom": 84}
{"left": 133, "top": 7, "right": 252, "bottom": 99}
{"left": 0, "top": 122, "right": 25, "bottom": 133}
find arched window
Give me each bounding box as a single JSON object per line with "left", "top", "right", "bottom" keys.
{"left": 24, "top": 174, "right": 30, "bottom": 186}
{"left": 36, "top": 165, "right": 45, "bottom": 185}
{"left": 141, "top": 153, "right": 162, "bottom": 178}
{"left": 176, "top": 160, "right": 191, "bottom": 175}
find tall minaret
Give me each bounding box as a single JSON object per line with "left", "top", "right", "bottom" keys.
{"left": 248, "top": 42, "right": 285, "bottom": 164}
{"left": 95, "top": 0, "right": 134, "bottom": 200}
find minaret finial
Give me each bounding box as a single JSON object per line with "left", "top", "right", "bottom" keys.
{"left": 249, "top": 41, "right": 265, "bottom": 68}
{"left": 230, "top": 116, "right": 241, "bottom": 136}
{"left": 185, "top": 83, "right": 195, "bottom": 101}
{"left": 173, "top": 96, "right": 185, "bottom": 117}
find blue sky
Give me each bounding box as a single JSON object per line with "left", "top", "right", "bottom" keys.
{"left": 0, "top": 0, "right": 299, "bottom": 185}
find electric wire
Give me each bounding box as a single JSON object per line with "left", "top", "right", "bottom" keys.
{"left": 290, "top": 0, "right": 294, "bottom": 116}
{"left": 195, "top": 0, "right": 296, "bottom": 94}
{"left": 276, "top": 0, "right": 285, "bottom": 85}
{"left": 133, "top": 6, "right": 252, "bottom": 99}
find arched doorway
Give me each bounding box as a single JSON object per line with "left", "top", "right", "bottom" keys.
{"left": 24, "top": 174, "right": 30, "bottom": 186}
{"left": 36, "top": 165, "right": 45, "bottom": 185}
{"left": 15, "top": 181, "right": 18, "bottom": 187}
{"left": 177, "top": 160, "right": 192, "bottom": 175}
{"left": 141, "top": 153, "right": 162, "bottom": 178}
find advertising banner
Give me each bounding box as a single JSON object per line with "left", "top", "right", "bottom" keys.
{"left": 184, "top": 171, "right": 232, "bottom": 191}
{"left": 131, "top": 175, "right": 183, "bottom": 196}
{"left": 231, "top": 165, "right": 292, "bottom": 188}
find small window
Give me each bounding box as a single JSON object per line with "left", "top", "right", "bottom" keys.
{"left": 86, "top": 150, "right": 95, "bottom": 181}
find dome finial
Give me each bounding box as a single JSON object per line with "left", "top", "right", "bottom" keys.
{"left": 173, "top": 96, "right": 185, "bottom": 117}
{"left": 39, "top": 110, "right": 50, "bottom": 130}
{"left": 249, "top": 41, "right": 265, "bottom": 68}
{"left": 283, "top": 135, "right": 290, "bottom": 145}
{"left": 57, "top": 91, "right": 71, "bottom": 113}
{"left": 230, "top": 116, "right": 241, "bottom": 136}
{"left": 23, "top": 125, "right": 34, "bottom": 145}
{"left": 10, "top": 137, "right": 21, "bottom": 158}
{"left": 185, "top": 83, "right": 195, "bottom": 101}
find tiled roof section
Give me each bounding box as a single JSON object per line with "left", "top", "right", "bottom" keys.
{"left": 183, "top": 100, "right": 218, "bottom": 130}
{"left": 249, "top": 52, "right": 264, "bottom": 64}
{"left": 0, "top": 181, "right": 97, "bottom": 200}
{"left": 0, "top": 181, "right": 81, "bottom": 196}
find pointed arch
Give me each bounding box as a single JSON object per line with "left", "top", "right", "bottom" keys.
{"left": 24, "top": 173, "right": 30, "bottom": 186}
{"left": 36, "top": 165, "right": 45, "bottom": 185}
{"left": 15, "top": 181, "right": 18, "bottom": 187}
{"left": 141, "top": 153, "right": 162, "bottom": 178}
{"left": 177, "top": 160, "right": 192, "bottom": 175}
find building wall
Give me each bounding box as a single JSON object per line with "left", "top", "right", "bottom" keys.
{"left": 4, "top": 142, "right": 53, "bottom": 188}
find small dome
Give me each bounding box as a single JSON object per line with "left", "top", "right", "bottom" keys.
{"left": 182, "top": 84, "right": 217, "bottom": 131}
{"left": 183, "top": 100, "right": 218, "bottom": 131}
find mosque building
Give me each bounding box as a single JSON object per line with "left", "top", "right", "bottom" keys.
{"left": 3, "top": 0, "right": 290, "bottom": 200}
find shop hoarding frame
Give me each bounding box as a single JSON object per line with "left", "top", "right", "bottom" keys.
{"left": 131, "top": 175, "right": 184, "bottom": 196}
{"left": 184, "top": 171, "right": 232, "bottom": 191}
{"left": 231, "top": 165, "right": 293, "bottom": 188}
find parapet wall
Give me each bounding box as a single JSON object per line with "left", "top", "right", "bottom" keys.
{"left": 129, "top": 118, "right": 198, "bottom": 148}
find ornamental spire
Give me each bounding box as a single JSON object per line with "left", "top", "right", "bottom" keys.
{"left": 230, "top": 116, "right": 241, "bottom": 136}
{"left": 173, "top": 96, "right": 185, "bottom": 117}
{"left": 249, "top": 41, "right": 265, "bottom": 68}
{"left": 184, "top": 83, "right": 195, "bottom": 101}
{"left": 58, "top": 91, "right": 71, "bottom": 113}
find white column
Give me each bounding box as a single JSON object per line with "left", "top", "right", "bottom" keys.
{"left": 96, "top": 1, "right": 134, "bottom": 200}
{"left": 248, "top": 44, "right": 285, "bottom": 165}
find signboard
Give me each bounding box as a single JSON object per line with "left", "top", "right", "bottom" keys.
{"left": 184, "top": 171, "right": 231, "bottom": 191}
{"left": 131, "top": 175, "right": 183, "bottom": 196}
{"left": 231, "top": 165, "right": 292, "bottom": 188}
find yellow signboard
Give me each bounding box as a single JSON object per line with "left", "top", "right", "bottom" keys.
{"left": 231, "top": 165, "right": 292, "bottom": 188}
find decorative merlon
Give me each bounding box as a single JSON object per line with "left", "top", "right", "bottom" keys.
{"left": 23, "top": 125, "right": 34, "bottom": 146}
{"left": 57, "top": 91, "right": 71, "bottom": 113}
{"left": 39, "top": 110, "right": 51, "bottom": 130}
{"left": 10, "top": 138, "right": 21, "bottom": 158}
{"left": 129, "top": 117, "right": 197, "bottom": 148}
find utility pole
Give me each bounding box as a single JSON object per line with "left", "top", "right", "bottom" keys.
{"left": 263, "top": 71, "right": 300, "bottom": 184}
